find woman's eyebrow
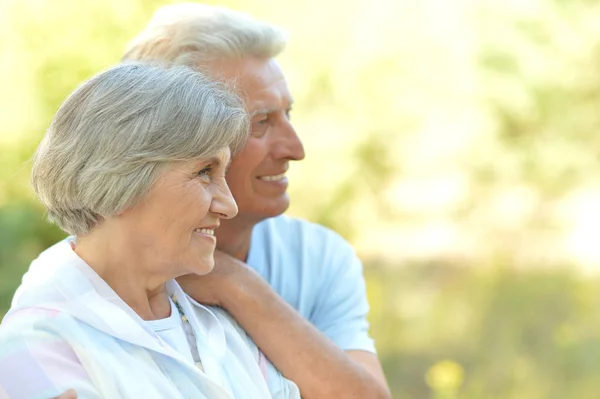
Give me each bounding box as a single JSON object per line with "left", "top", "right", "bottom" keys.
{"left": 209, "top": 155, "right": 232, "bottom": 169}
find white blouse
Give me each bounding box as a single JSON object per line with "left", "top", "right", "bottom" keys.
{"left": 0, "top": 238, "right": 300, "bottom": 399}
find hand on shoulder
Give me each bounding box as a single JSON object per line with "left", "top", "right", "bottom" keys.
{"left": 176, "top": 250, "right": 264, "bottom": 308}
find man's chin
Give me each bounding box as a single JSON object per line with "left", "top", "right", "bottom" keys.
{"left": 262, "top": 196, "right": 290, "bottom": 217}
{"left": 239, "top": 197, "right": 290, "bottom": 221}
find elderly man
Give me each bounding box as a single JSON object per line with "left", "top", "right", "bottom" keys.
{"left": 45, "top": 3, "right": 390, "bottom": 399}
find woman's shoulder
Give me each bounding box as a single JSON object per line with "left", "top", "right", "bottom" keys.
{"left": 1, "top": 307, "right": 75, "bottom": 342}
{"left": 0, "top": 308, "right": 77, "bottom": 371}
{"left": 0, "top": 308, "right": 102, "bottom": 399}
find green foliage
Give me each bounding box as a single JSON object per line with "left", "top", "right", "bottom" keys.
{"left": 367, "top": 264, "right": 600, "bottom": 399}
{"left": 0, "top": 201, "right": 65, "bottom": 316}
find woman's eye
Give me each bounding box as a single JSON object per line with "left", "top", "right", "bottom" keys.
{"left": 198, "top": 165, "right": 212, "bottom": 179}
{"left": 258, "top": 117, "right": 268, "bottom": 125}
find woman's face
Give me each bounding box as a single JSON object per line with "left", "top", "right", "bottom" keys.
{"left": 117, "top": 147, "right": 236, "bottom": 276}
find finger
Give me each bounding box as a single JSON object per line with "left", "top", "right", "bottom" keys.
{"left": 53, "top": 388, "right": 77, "bottom": 399}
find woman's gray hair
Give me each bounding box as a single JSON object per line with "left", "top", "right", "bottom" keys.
{"left": 122, "top": 3, "right": 287, "bottom": 67}
{"left": 32, "top": 62, "right": 249, "bottom": 236}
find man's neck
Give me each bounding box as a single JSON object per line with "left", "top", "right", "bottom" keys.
{"left": 216, "top": 214, "right": 263, "bottom": 262}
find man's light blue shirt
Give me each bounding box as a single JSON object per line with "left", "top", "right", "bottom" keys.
{"left": 247, "top": 215, "right": 376, "bottom": 353}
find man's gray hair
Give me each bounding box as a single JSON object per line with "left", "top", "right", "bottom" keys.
{"left": 122, "top": 3, "right": 287, "bottom": 67}
{"left": 31, "top": 62, "right": 249, "bottom": 236}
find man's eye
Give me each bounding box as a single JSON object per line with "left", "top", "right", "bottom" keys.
{"left": 251, "top": 120, "right": 269, "bottom": 138}
{"left": 285, "top": 109, "right": 292, "bottom": 120}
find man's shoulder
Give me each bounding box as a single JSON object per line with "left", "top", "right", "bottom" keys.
{"left": 248, "top": 217, "right": 363, "bottom": 319}
{"left": 250, "top": 216, "right": 357, "bottom": 272}
{"left": 254, "top": 215, "right": 352, "bottom": 251}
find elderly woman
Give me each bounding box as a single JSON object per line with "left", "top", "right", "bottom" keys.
{"left": 0, "top": 63, "right": 299, "bottom": 399}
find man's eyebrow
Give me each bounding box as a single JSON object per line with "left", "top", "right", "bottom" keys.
{"left": 251, "top": 107, "right": 277, "bottom": 116}
{"left": 250, "top": 102, "right": 294, "bottom": 117}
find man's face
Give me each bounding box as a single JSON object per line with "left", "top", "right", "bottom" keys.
{"left": 208, "top": 57, "right": 305, "bottom": 222}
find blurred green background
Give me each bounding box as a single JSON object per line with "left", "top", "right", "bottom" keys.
{"left": 2, "top": 0, "right": 600, "bottom": 397}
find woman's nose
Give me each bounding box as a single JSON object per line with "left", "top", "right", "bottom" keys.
{"left": 210, "top": 180, "right": 238, "bottom": 219}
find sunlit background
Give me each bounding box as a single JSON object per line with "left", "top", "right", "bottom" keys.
{"left": 2, "top": 0, "right": 600, "bottom": 397}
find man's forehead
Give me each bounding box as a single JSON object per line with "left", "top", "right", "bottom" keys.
{"left": 204, "top": 57, "right": 280, "bottom": 82}
{"left": 243, "top": 87, "right": 293, "bottom": 116}
{"left": 203, "top": 57, "right": 291, "bottom": 109}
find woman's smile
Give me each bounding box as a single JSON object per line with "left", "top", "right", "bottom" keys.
{"left": 193, "top": 227, "right": 217, "bottom": 242}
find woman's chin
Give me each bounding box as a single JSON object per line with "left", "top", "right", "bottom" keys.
{"left": 189, "top": 258, "right": 214, "bottom": 275}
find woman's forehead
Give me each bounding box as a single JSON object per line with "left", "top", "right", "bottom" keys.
{"left": 192, "top": 147, "right": 232, "bottom": 167}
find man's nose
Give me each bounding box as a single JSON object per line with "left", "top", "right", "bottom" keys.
{"left": 272, "top": 119, "right": 305, "bottom": 161}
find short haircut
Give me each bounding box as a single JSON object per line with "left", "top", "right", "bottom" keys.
{"left": 122, "top": 3, "right": 287, "bottom": 67}
{"left": 31, "top": 62, "right": 249, "bottom": 236}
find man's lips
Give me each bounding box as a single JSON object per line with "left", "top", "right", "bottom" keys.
{"left": 257, "top": 172, "right": 287, "bottom": 181}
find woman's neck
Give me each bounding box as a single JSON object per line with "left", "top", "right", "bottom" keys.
{"left": 74, "top": 230, "right": 172, "bottom": 321}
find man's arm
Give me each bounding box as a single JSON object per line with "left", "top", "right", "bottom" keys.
{"left": 177, "top": 251, "right": 391, "bottom": 399}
